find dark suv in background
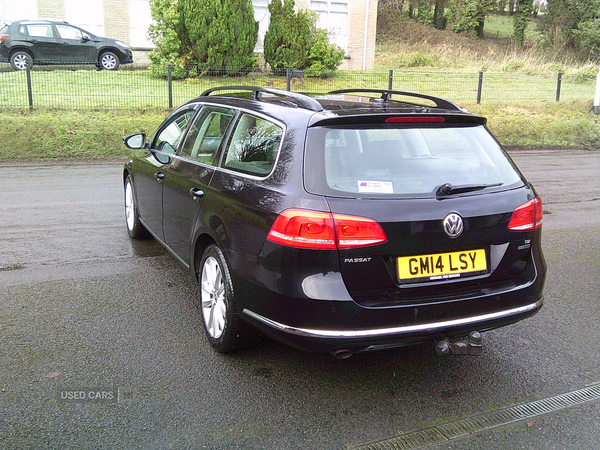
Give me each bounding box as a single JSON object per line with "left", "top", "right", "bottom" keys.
{"left": 123, "top": 86, "right": 546, "bottom": 358}
{"left": 0, "top": 19, "right": 133, "bottom": 70}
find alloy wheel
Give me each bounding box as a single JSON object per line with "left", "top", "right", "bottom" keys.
{"left": 125, "top": 180, "right": 134, "bottom": 231}
{"left": 12, "top": 53, "right": 31, "bottom": 70}
{"left": 201, "top": 256, "right": 227, "bottom": 339}
{"left": 101, "top": 53, "right": 117, "bottom": 70}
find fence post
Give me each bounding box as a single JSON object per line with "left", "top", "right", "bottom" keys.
{"left": 556, "top": 72, "right": 562, "bottom": 102}
{"left": 595, "top": 67, "right": 600, "bottom": 115}
{"left": 286, "top": 69, "right": 291, "bottom": 91}
{"left": 388, "top": 69, "right": 393, "bottom": 91}
{"left": 26, "top": 67, "right": 33, "bottom": 110}
{"left": 476, "top": 71, "right": 483, "bottom": 105}
{"left": 167, "top": 64, "right": 173, "bottom": 109}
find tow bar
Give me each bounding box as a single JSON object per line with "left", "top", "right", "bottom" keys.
{"left": 435, "top": 331, "right": 483, "bottom": 356}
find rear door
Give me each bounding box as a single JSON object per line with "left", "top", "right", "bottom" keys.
{"left": 304, "top": 121, "right": 531, "bottom": 303}
{"left": 201, "top": 111, "right": 286, "bottom": 257}
{"left": 21, "top": 23, "right": 59, "bottom": 61}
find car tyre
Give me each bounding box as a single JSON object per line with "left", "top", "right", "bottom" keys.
{"left": 10, "top": 51, "right": 33, "bottom": 71}
{"left": 99, "top": 51, "right": 120, "bottom": 70}
{"left": 124, "top": 175, "right": 148, "bottom": 239}
{"left": 199, "top": 244, "right": 253, "bottom": 353}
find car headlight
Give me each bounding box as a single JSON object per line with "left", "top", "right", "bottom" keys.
{"left": 115, "top": 40, "right": 129, "bottom": 49}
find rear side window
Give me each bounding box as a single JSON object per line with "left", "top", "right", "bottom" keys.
{"left": 304, "top": 124, "right": 522, "bottom": 198}
{"left": 25, "top": 24, "right": 54, "bottom": 38}
{"left": 222, "top": 113, "right": 283, "bottom": 177}
{"left": 0, "top": 25, "right": 8, "bottom": 34}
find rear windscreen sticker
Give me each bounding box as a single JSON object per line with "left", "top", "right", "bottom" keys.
{"left": 357, "top": 180, "right": 394, "bottom": 194}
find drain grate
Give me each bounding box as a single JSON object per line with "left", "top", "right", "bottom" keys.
{"left": 355, "top": 383, "right": 600, "bottom": 450}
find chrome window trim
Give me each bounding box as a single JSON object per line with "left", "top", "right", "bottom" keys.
{"left": 174, "top": 101, "right": 287, "bottom": 181}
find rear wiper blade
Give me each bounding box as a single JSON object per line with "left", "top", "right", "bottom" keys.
{"left": 436, "top": 182, "right": 503, "bottom": 196}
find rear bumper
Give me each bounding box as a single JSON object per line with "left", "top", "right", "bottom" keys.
{"left": 233, "top": 234, "right": 546, "bottom": 354}
{"left": 242, "top": 297, "right": 543, "bottom": 353}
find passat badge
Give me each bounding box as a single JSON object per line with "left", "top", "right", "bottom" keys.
{"left": 443, "top": 213, "right": 463, "bottom": 238}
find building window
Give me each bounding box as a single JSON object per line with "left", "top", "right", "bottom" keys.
{"left": 130, "top": 0, "right": 153, "bottom": 47}
{"left": 252, "top": 0, "right": 348, "bottom": 53}
{"left": 252, "top": 0, "right": 270, "bottom": 52}
{"left": 0, "top": 0, "right": 36, "bottom": 23}
{"left": 65, "top": 0, "right": 104, "bottom": 36}
{"left": 309, "top": 0, "right": 348, "bottom": 50}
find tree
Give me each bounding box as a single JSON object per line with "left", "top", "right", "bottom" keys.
{"left": 539, "top": 0, "right": 600, "bottom": 51}
{"left": 447, "top": 0, "right": 495, "bottom": 37}
{"left": 263, "top": 0, "right": 345, "bottom": 76}
{"left": 573, "top": 19, "right": 600, "bottom": 56}
{"left": 417, "top": 0, "right": 434, "bottom": 25}
{"left": 148, "top": 0, "right": 258, "bottom": 77}
{"left": 378, "top": 0, "right": 406, "bottom": 10}
{"left": 513, "top": 0, "right": 533, "bottom": 46}
{"left": 305, "top": 27, "right": 346, "bottom": 76}
{"left": 497, "top": 0, "right": 507, "bottom": 15}
{"left": 433, "top": 0, "right": 447, "bottom": 29}
{"left": 507, "top": 0, "right": 515, "bottom": 15}
{"left": 263, "top": 0, "right": 313, "bottom": 70}
{"left": 148, "top": 0, "right": 192, "bottom": 76}
{"left": 181, "top": 0, "right": 258, "bottom": 72}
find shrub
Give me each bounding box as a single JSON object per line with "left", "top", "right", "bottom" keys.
{"left": 573, "top": 20, "right": 600, "bottom": 57}
{"left": 305, "top": 28, "right": 346, "bottom": 76}
{"left": 148, "top": 0, "right": 193, "bottom": 77}
{"left": 181, "top": 0, "right": 258, "bottom": 74}
{"left": 263, "top": 0, "right": 313, "bottom": 71}
{"left": 148, "top": 0, "right": 258, "bottom": 77}
{"left": 263, "top": 0, "right": 344, "bottom": 76}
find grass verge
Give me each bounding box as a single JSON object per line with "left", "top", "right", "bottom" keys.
{"left": 0, "top": 102, "right": 598, "bottom": 163}
{"left": 0, "top": 110, "right": 167, "bottom": 162}
{"left": 471, "top": 101, "right": 600, "bottom": 150}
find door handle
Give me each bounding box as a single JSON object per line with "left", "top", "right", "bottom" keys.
{"left": 190, "top": 188, "right": 205, "bottom": 202}
{"left": 154, "top": 171, "right": 165, "bottom": 182}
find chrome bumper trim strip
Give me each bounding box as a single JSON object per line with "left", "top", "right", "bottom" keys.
{"left": 242, "top": 298, "right": 543, "bottom": 339}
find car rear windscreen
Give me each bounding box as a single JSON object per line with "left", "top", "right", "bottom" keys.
{"left": 304, "top": 124, "right": 523, "bottom": 198}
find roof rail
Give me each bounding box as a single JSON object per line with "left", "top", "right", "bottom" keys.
{"left": 200, "top": 86, "right": 324, "bottom": 112}
{"left": 327, "top": 89, "right": 461, "bottom": 111}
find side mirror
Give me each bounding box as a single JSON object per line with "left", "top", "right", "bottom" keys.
{"left": 81, "top": 34, "right": 90, "bottom": 42}
{"left": 123, "top": 133, "right": 146, "bottom": 149}
{"left": 154, "top": 153, "right": 172, "bottom": 165}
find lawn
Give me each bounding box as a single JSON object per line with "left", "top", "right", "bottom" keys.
{"left": 1, "top": 12, "right": 599, "bottom": 161}
{"left": 0, "top": 64, "right": 594, "bottom": 111}
{"left": 483, "top": 14, "right": 541, "bottom": 41}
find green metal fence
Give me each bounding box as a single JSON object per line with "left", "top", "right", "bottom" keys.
{"left": 0, "top": 63, "right": 594, "bottom": 110}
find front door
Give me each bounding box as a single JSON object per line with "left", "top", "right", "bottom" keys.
{"left": 135, "top": 107, "right": 197, "bottom": 242}
{"left": 162, "top": 106, "right": 236, "bottom": 265}
{"left": 54, "top": 24, "right": 97, "bottom": 63}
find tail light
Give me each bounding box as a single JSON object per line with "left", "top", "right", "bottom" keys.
{"left": 508, "top": 197, "right": 543, "bottom": 231}
{"left": 267, "top": 209, "right": 388, "bottom": 249}
{"left": 0, "top": 34, "right": 10, "bottom": 42}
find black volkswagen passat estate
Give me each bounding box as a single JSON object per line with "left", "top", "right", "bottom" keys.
{"left": 123, "top": 86, "right": 546, "bottom": 358}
